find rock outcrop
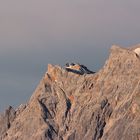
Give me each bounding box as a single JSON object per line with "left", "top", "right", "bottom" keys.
{"left": 65, "top": 63, "right": 95, "bottom": 75}
{"left": 1, "top": 45, "right": 140, "bottom": 140}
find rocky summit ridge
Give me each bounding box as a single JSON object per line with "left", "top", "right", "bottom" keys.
{"left": 1, "top": 45, "right": 140, "bottom": 140}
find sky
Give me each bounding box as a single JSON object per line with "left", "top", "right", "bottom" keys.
{"left": 0, "top": 0, "right": 140, "bottom": 112}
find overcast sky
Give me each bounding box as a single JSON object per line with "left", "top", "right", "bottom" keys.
{"left": 0, "top": 0, "right": 140, "bottom": 112}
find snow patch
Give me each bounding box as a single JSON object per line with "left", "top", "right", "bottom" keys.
{"left": 134, "top": 48, "right": 140, "bottom": 56}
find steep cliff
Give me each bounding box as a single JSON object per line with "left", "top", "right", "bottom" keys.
{"left": 1, "top": 45, "right": 140, "bottom": 140}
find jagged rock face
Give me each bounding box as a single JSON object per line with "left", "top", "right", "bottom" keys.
{"left": 0, "top": 106, "right": 16, "bottom": 139}
{"left": 1, "top": 45, "right": 140, "bottom": 140}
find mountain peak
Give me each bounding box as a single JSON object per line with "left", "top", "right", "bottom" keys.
{"left": 1, "top": 45, "right": 140, "bottom": 140}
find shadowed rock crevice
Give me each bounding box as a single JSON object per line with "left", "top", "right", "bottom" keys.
{"left": 65, "top": 99, "right": 72, "bottom": 119}
{"left": 38, "top": 99, "right": 53, "bottom": 120}
{"left": 93, "top": 99, "right": 112, "bottom": 140}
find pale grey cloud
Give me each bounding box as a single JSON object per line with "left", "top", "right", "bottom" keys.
{"left": 0, "top": 0, "right": 140, "bottom": 111}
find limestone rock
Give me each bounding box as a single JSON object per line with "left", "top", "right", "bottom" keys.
{"left": 1, "top": 45, "right": 140, "bottom": 140}
{"left": 0, "top": 106, "right": 16, "bottom": 139}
